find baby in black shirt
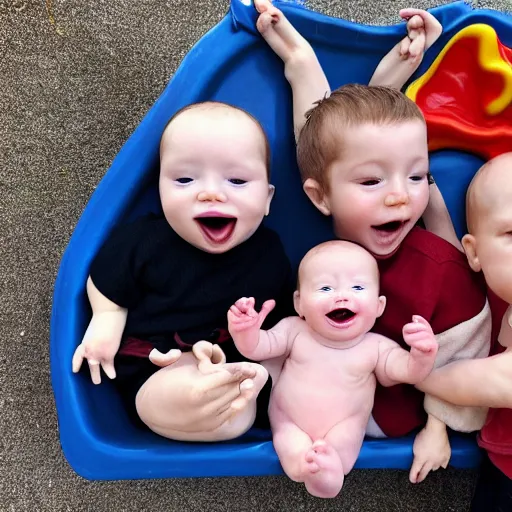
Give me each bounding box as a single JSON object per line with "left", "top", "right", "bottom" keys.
{"left": 72, "top": 101, "right": 293, "bottom": 441}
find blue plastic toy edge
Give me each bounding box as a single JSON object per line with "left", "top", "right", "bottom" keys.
{"left": 50, "top": 0, "right": 512, "bottom": 479}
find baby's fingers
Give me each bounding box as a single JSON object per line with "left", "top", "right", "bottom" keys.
{"left": 72, "top": 344, "right": 85, "bottom": 373}
{"left": 229, "top": 305, "right": 244, "bottom": 318}
{"left": 408, "top": 29, "right": 426, "bottom": 58}
{"left": 411, "top": 315, "right": 433, "bottom": 334}
{"left": 399, "top": 36, "right": 411, "bottom": 57}
{"left": 406, "top": 14, "right": 424, "bottom": 31}
{"left": 411, "top": 340, "right": 437, "bottom": 353}
{"left": 403, "top": 322, "right": 428, "bottom": 335}
{"left": 102, "top": 360, "right": 117, "bottom": 380}
{"left": 88, "top": 359, "right": 102, "bottom": 385}
{"left": 234, "top": 297, "right": 257, "bottom": 316}
{"left": 260, "top": 299, "right": 276, "bottom": 317}
{"left": 400, "top": 8, "right": 427, "bottom": 21}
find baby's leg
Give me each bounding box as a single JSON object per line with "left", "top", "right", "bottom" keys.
{"left": 271, "top": 408, "right": 344, "bottom": 498}
{"left": 135, "top": 343, "right": 268, "bottom": 441}
{"left": 254, "top": 0, "right": 330, "bottom": 140}
{"left": 271, "top": 420, "right": 314, "bottom": 482}
{"left": 301, "top": 421, "right": 365, "bottom": 498}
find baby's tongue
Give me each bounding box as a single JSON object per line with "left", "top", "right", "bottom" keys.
{"left": 199, "top": 218, "right": 236, "bottom": 243}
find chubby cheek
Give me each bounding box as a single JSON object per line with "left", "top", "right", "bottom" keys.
{"left": 331, "top": 201, "right": 375, "bottom": 239}
{"left": 410, "top": 186, "right": 430, "bottom": 216}
{"left": 300, "top": 298, "right": 325, "bottom": 320}
{"left": 236, "top": 190, "right": 269, "bottom": 217}
{"left": 482, "top": 253, "right": 512, "bottom": 302}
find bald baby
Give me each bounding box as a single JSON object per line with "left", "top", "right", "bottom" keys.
{"left": 462, "top": 152, "right": 512, "bottom": 304}
{"left": 227, "top": 240, "right": 438, "bottom": 498}
{"left": 297, "top": 240, "right": 380, "bottom": 292}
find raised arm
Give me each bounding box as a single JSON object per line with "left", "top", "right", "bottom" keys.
{"left": 369, "top": 9, "right": 442, "bottom": 90}
{"left": 374, "top": 315, "right": 438, "bottom": 386}
{"left": 255, "top": 0, "right": 330, "bottom": 141}
{"left": 228, "top": 297, "right": 295, "bottom": 361}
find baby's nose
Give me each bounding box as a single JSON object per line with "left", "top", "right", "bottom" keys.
{"left": 197, "top": 189, "right": 227, "bottom": 202}
{"left": 384, "top": 191, "right": 409, "bottom": 207}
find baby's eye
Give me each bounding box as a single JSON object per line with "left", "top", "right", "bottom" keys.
{"left": 229, "top": 178, "right": 247, "bottom": 186}
{"left": 352, "top": 285, "right": 364, "bottom": 291}
{"left": 361, "top": 179, "right": 380, "bottom": 186}
{"left": 319, "top": 286, "right": 333, "bottom": 292}
{"left": 410, "top": 174, "right": 426, "bottom": 182}
{"left": 175, "top": 177, "right": 193, "bottom": 184}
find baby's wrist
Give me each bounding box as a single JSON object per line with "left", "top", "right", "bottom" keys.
{"left": 425, "top": 413, "right": 447, "bottom": 433}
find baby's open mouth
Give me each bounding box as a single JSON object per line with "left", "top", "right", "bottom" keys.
{"left": 195, "top": 217, "right": 237, "bottom": 244}
{"left": 372, "top": 220, "right": 406, "bottom": 233}
{"left": 326, "top": 308, "right": 355, "bottom": 324}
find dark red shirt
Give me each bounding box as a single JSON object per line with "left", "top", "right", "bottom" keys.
{"left": 478, "top": 291, "right": 512, "bottom": 477}
{"left": 371, "top": 227, "right": 487, "bottom": 437}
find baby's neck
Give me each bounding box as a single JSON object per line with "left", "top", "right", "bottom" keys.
{"left": 305, "top": 323, "right": 367, "bottom": 350}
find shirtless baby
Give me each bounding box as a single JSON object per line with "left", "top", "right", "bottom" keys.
{"left": 228, "top": 241, "right": 438, "bottom": 498}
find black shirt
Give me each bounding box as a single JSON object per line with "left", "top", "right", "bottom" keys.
{"left": 89, "top": 215, "right": 294, "bottom": 361}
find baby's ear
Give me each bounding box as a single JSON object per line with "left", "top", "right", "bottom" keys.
{"left": 461, "top": 234, "right": 481, "bottom": 272}
{"left": 265, "top": 184, "right": 275, "bottom": 216}
{"left": 303, "top": 179, "right": 331, "bottom": 216}
{"left": 293, "top": 290, "right": 302, "bottom": 317}
{"left": 377, "top": 295, "right": 387, "bottom": 318}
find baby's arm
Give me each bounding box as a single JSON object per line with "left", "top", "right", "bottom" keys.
{"left": 374, "top": 316, "right": 452, "bottom": 484}
{"left": 422, "top": 183, "right": 464, "bottom": 251}
{"left": 369, "top": 9, "right": 442, "bottom": 90}
{"left": 255, "top": 0, "right": 329, "bottom": 141}
{"left": 256, "top": 3, "right": 443, "bottom": 142}
{"left": 375, "top": 315, "right": 438, "bottom": 386}
{"left": 71, "top": 276, "right": 128, "bottom": 384}
{"left": 418, "top": 347, "right": 512, "bottom": 409}
{"left": 228, "top": 297, "right": 296, "bottom": 361}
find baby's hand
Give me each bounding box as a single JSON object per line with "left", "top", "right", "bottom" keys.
{"left": 228, "top": 297, "right": 275, "bottom": 334}
{"left": 72, "top": 313, "right": 123, "bottom": 385}
{"left": 398, "top": 9, "right": 442, "bottom": 62}
{"left": 410, "top": 417, "right": 451, "bottom": 483}
{"left": 403, "top": 315, "right": 437, "bottom": 354}
{"left": 403, "top": 316, "right": 438, "bottom": 382}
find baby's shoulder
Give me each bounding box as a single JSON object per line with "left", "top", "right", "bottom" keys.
{"left": 277, "top": 315, "right": 306, "bottom": 335}
{"left": 363, "top": 332, "right": 398, "bottom": 353}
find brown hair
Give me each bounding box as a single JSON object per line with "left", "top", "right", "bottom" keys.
{"left": 160, "top": 101, "right": 271, "bottom": 181}
{"left": 296, "top": 84, "right": 425, "bottom": 194}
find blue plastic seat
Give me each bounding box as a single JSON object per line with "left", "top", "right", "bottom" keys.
{"left": 50, "top": 0, "right": 512, "bottom": 480}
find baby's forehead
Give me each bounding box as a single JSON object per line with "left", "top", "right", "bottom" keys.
{"left": 470, "top": 160, "right": 512, "bottom": 215}
{"left": 169, "top": 104, "right": 260, "bottom": 132}
{"left": 302, "top": 246, "right": 378, "bottom": 278}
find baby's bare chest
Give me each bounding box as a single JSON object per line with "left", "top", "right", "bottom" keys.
{"left": 274, "top": 335, "right": 378, "bottom": 396}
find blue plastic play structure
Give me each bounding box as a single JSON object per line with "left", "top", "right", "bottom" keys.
{"left": 51, "top": 0, "right": 512, "bottom": 480}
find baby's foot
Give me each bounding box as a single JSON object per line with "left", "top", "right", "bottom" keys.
{"left": 254, "top": 0, "right": 315, "bottom": 70}
{"left": 302, "top": 440, "right": 344, "bottom": 498}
